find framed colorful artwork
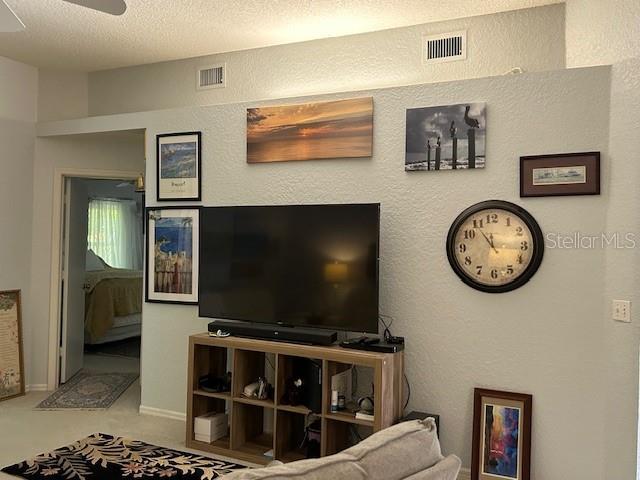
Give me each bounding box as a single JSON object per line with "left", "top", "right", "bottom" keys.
{"left": 246, "top": 97, "right": 373, "bottom": 163}
{"left": 0, "top": 290, "right": 25, "bottom": 402}
{"left": 472, "top": 388, "right": 532, "bottom": 480}
{"left": 520, "top": 151, "right": 600, "bottom": 197}
{"left": 156, "top": 132, "right": 202, "bottom": 201}
{"left": 146, "top": 207, "right": 199, "bottom": 304}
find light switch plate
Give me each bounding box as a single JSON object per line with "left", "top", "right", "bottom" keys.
{"left": 613, "top": 300, "right": 631, "bottom": 323}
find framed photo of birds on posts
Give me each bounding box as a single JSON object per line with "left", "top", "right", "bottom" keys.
{"left": 405, "top": 102, "right": 486, "bottom": 171}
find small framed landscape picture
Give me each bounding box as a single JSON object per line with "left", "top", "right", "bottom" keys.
{"left": 146, "top": 207, "right": 199, "bottom": 304}
{"left": 156, "top": 132, "right": 201, "bottom": 201}
{"left": 472, "top": 388, "right": 532, "bottom": 480}
{"left": 520, "top": 151, "right": 600, "bottom": 197}
{"left": 0, "top": 290, "right": 25, "bottom": 402}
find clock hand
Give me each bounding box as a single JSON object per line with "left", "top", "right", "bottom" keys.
{"left": 489, "top": 233, "right": 499, "bottom": 254}
{"left": 479, "top": 230, "right": 499, "bottom": 254}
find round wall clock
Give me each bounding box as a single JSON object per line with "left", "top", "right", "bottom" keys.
{"left": 446, "top": 200, "right": 544, "bottom": 293}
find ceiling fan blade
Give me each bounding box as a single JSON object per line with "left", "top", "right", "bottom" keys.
{"left": 0, "top": 0, "right": 25, "bottom": 32}
{"left": 62, "top": 0, "right": 127, "bottom": 16}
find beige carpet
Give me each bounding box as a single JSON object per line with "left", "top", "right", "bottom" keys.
{"left": 0, "top": 354, "right": 256, "bottom": 480}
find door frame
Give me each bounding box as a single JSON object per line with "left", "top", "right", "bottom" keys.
{"left": 47, "top": 167, "right": 142, "bottom": 391}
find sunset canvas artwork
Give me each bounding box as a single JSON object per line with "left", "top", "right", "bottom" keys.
{"left": 246, "top": 97, "right": 373, "bottom": 163}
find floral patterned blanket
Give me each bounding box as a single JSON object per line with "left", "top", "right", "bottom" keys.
{"left": 1, "top": 433, "right": 246, "bottom": 480}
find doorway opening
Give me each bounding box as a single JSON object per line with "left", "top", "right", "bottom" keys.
{"left": 59, "top": 177, "right": 145, "bottom": 387}
{"left": 45, "top": 129, "right": 147, "bottom": 402}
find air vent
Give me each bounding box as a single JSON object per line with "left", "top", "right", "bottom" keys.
{"left": 423, "top": 31, "right": 466, "bottom": 64}
{"left": 197, "top": 63, "right": 226, "bottom": 90}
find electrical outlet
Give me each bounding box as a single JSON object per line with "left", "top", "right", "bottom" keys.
{"left": 612, "top": 300, "right": 631, "bottom": 323}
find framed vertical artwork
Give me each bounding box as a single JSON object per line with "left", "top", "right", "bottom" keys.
{"left": 0, "top": 290, "right": 25, "bottom": 402}
{"left": 156, "top": 132, "right": 202, "bottom": 201}
{"left": 472, "top": 388, "right": 532, "bottom": 480}
{"left": 146, "top": 207, "right": 199, "bottom": 304}
{"left": 520, "top": 152, "right": 600, "bottom": 197}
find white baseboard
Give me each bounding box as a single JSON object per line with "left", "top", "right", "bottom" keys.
{"left": 139, "top": 404, "right": 186, "bottom": 422}
{"left": 26, "top": 384, "right": 49, "bottom": 392}
{"left": 457, "top": 467, "right": 471, "bottom": 480}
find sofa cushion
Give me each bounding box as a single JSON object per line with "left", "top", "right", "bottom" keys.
{"left": 224, "top": 418, "right": 443, "bottom": 480}
{"left": 343, "top": 418, "right": 443, "bottom": 479}
{"left": 223, "top": 453, "right": 367, "bottom": 480}
{"left": 402, "top": 455, "right": 462, "bottom": 480}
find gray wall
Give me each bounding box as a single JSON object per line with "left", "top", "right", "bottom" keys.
{"left": 566, "top": 0, "right": 640, "bottom": 68}
{"left": 88, "top": 5, "right": 565, "bottom": 116}
{"left": 29, "top": 132, "right": 145, "bottom": 386}
{"left": 602, "top": 57, "right": 640, "bottom": 480}
{"left": 561, "top": 6, "right": 640, "bottom": 472}
{"left": 109, "top": 66, "right": 606, "bottom": 479}
{"left": 38, "top": 69, "right": 88, "bottom": 122}
{"left": 0, "top": 56, "right": 37, "bottom": 386}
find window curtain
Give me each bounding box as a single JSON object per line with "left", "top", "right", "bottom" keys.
{"left": 87, "top": 198, "right": 143, "bottom": 270}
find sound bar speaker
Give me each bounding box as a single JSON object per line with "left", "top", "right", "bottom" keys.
{"left": 208, "top": 320, "right": 337, "bottom": 346}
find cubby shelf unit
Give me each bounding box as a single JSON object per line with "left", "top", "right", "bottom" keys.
{"left": 186, "top": 333, "right": 404, "bottom": 465}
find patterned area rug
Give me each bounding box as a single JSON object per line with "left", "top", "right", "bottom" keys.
{"left": 1, "top": 433, "right": 246, "bottom": 480}
{"left": 36, "top": 372, "right": 138, "bottom": 410}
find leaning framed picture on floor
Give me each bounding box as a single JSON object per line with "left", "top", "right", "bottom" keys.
{"left": 0, "top": 290, "right": 25, "bottom": 402}
{"left": 472, "top": 388, "right": 532, "bottom": 480}
{"left": 146, "top": 207, "right": 199, "bottom": 304}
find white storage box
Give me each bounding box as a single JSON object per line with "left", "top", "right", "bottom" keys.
{"left": 194, "top": 412, "right": 229, "bottom": 443}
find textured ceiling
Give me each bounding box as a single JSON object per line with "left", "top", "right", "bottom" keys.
{"left": 0, "top": 0, "right": 562, "bottom": 72}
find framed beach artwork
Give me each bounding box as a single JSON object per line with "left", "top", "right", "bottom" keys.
{"left": 0, "top": 290, "right": 24, "bottom": 402}
{"left": 520, "top": 152, "right": 600, "bottom": 197}
{"left": 406, "top": 102, "right": 486, "bottom": 171}
{"left": 156, "top": 132, "right": 201, "bottom": 201}
{"left": 472, "top": 388, "right": 532, "bottom": 480}
{"left": 246, "top": 97, "right": 373, "bottom": 163}
{"left": 146, "top": 207, "right": 199, "bottom": 304}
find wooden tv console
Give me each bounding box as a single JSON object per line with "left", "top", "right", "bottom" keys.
{"left": 186, "top": 333, "right": 404, "bottom": 465}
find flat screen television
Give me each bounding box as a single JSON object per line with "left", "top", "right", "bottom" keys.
{"left": 199, "top": 204, "right": 379, "bottom": 333}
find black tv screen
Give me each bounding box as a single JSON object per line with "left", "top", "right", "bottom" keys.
{"left": 199, "top": 204, "right": 379, "bottom": 333}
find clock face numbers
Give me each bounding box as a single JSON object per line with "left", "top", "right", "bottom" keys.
{"left": 452, "top": 208, "right": 534, "bottom": 287}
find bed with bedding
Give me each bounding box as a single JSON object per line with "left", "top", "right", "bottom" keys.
{"left": 84, "top": 250, "right": 142, "bottom": 345}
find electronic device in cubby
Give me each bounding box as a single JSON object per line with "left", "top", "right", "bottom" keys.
{"left": 186, "top": 334, "right": 403, "bottom": 465}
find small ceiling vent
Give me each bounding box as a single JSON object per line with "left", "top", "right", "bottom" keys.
{"left": 423, "top": 31, "right": 466, "bottom": 64}
{"left": 197, "top": 63, "right": 226, "bottom": 90}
